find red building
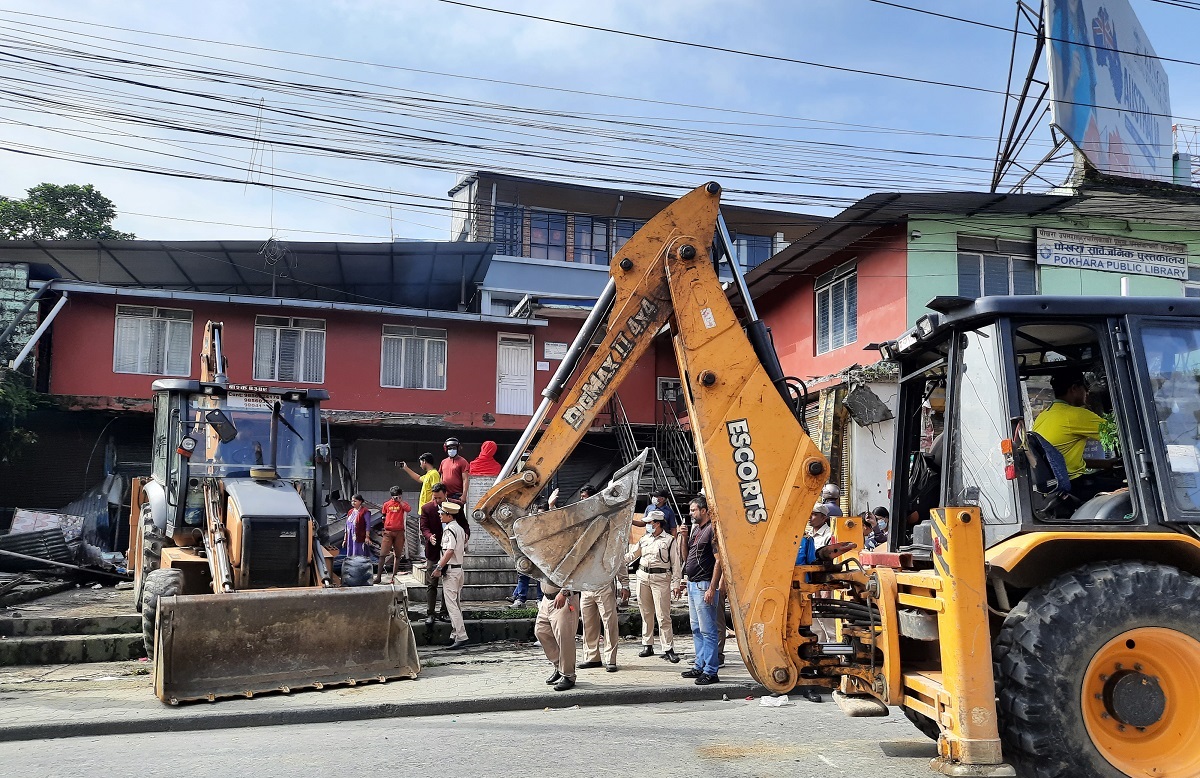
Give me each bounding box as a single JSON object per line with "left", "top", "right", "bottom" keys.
{"left": 0, "top": 240, "right": 671, "bottom": 522}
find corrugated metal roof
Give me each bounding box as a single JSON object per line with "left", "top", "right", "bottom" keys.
{"left": 0, "top": 240, "right": 496, "bottom": 313}
{"left": 745, "top": 183, "right": 1200, "bottom": 297}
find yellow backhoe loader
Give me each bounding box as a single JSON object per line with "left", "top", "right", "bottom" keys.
{"left": 128, "top": 321, "right": 419, "bottom": 704}
{"left": 474, "top": 182, "right": 1200, "bottom": 777}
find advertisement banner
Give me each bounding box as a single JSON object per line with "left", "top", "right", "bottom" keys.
{"left": 1044, "top": 0, "right": 1172, "bottom": 182}
{"left": 1036, "top": 228, "right": 1188, "bottom": 280}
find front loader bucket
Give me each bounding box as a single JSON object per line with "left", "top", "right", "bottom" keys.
{"left": 512, "top": 450, "right": 647, "bottom": 590}
{"left": 153, "top": 585, "right": 419, "bottom": 704}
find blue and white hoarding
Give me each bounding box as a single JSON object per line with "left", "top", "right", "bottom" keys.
{"left": 1036, "top": 227, "right": 1187, "bottom": 280}
{"left": 1045, "top": 0, "right": 1172, "bottom": 182}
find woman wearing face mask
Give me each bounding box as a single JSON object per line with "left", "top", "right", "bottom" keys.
{"left": 438, "top": 437, "right": 470, "bottom": 499}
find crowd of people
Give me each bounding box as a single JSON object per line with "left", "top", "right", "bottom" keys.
{"left": 340, "top": 436, "right": 889, "bottom": 691}
{"left": 338, "top": 436, "right": 497, "bottom": 650}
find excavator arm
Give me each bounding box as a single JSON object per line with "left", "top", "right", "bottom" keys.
{"left": 474, "top": 182, "right": 830, "bottom": 691}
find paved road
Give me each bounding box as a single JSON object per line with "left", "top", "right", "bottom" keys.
{"left": 2, "top": 698, "right": 937, "bottom": 778}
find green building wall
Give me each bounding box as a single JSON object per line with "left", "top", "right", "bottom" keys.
{"left": 904, "top": 214, "right": 1198, "bottom": 326}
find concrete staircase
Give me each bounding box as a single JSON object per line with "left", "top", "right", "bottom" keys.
{"left": 408, "top": 552, "right": 516, "bottom": 603}
{"left": 0, "top": 615, "right": 144, "bottom": 665}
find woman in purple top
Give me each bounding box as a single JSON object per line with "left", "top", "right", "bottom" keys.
{"left": 344, "top": 495, "right": 371, "bottom": 557}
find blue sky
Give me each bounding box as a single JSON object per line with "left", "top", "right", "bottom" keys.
{"left": 0, "top": 0, "right": 1195, "bottom": 242}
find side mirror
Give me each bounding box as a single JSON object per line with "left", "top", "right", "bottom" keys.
{"left": 205, "top": 409, "right": 238, "bottom": 444}
{"left": 314, "top": 443, "right": 331, "bottom": 464}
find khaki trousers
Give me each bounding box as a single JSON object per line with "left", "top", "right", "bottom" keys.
{"left": 442, "top": 568, "right": 467, "bottom": 642}
{"left": 581, "top": 586, "right": 619, "bottom": 666}
{"left": 535, "top": 591, "right": 580, "bottom": 679}
{"left": 636, "top": 571, "right": 673, "bottom": 651}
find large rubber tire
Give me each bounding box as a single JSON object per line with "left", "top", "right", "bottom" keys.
{"left": 141, "top": 567, "right": 184, "bottom": 660}
{"left": 902, "top": 705, "right": 941, "bottom": 741}
{"left": 340, "top": 555, "right": 373, "bottom": 587}
{"left": 133, "top": 505, "right": 167, "bottom": 612}
{"left": 994, "top": 561, "right": 1200, "bottom": 778}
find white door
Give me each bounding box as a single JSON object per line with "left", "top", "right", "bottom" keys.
{"left": 496, "top": 334, "right": 534, "bottom": 415}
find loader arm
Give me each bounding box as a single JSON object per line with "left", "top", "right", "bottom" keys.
{"left": 474, "top": 182, "right": 829, "bottom": 690}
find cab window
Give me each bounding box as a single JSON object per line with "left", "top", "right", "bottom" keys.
{"left": 948, "top": 324, "right": 1018, "bottom": 526}
{"left": 1139, "top": 325, "right": 1200, "bottom": 515}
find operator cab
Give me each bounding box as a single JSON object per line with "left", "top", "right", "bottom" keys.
{"left": 885, "top": 296, "right": 1200, "bottom": 556}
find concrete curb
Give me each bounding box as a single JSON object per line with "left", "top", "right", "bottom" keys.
{"left": 0, "top": 680, "right": 764, "bottom": 742}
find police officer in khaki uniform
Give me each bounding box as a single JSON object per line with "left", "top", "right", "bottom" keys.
{"left": 565, "top": 485, "right": 630, "bottom": 673}
{"left": 627, "top": 510, "right": 681, "bottom": 663}
{"left": 536, "top": 579, "right": 580, "bottom": 691}
{"left": 578, "top": 565, "right": 630, "bottom": 672}
{"left": 430, "top": 501, "right": 468, "bottom": 650}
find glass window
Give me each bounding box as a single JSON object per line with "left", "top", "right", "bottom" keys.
{"left": 735, "top": 234, "right": 773, "bottom": 271}
{"left": 529, "top": 211, "right": 567, "bottom": 262}
{"left": 113, "top": 305, "right": 192, "bottom": 376}
{"left": 949, "top": 325, "right": 1017, "bottom": 525}
{"left": 1186, "top": 266, "right": 1200, "bottom": 299}
{"left": 815, "top": 265, "right": 857, "bottom": 355}
{"left": 187, "top": 393, "right": 315, "bottom": 480}
{"left": 612, "top": 218, "right": 645, "bottom": 256}
{"left": 381, "top": 325, "right": 447, "bottom": 390}
{"left": 958, "top": 253, "right": 1037, "bottom": 297}
{"left": 574, "top": 216, "right": 609, "bottom": 264}
{"left": 1140, "top": 325, "right": 1200, "bottom": 512}
{"left": 253, "top": 316, "right": 325, "bottom": 383}
{"left": 494, "top": 205, "right": 523, "bottom": 256}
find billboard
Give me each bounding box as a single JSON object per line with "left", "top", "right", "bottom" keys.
{"left": 1044, "top": 0, "right": 1172, "bottom": 182}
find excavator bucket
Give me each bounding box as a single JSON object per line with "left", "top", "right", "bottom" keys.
{"left": 152, "top": 585, "right": 419, "bottom": 704}
{"left": 512, "top": 450, "right": 647, "bottom": 590}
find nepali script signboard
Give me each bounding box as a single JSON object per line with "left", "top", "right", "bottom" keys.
{"left": 1044, "top": 0, "right": 1172, "bottom": 182}
{"left": 1036, "top": 228, "right": 1187, "bottom": 280}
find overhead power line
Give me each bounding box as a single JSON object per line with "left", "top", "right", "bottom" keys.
{"left": 433, "top": 0, "right": 1005, "bottom": 96}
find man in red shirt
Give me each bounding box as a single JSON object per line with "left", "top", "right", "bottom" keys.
{"left": 438, "top": 437, "right": 470, "bottom": 498}
{"left": 374, "top": 486, "right": 412, "bottom": 584}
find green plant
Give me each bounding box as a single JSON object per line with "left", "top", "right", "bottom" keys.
{"left": 1099, "top": 412, "right": 1120, "bottom": 455}
{"left": 0, "top": 371, "right": 43, "bottom": 463}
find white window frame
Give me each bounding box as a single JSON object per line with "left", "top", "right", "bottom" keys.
{"left": 657, "top": 377, "right": 682, "bottom": 402}
{"left": 380, "top": 325, "right": 447, "bottom": 390}
{"left": 112, "top": 305, "right": 193, "bottom": 376}
{"left": 815, "top": 260, "right": 858, "bottom": 356}
{"left": 1186, "top": 266, "right": 1200, "bottom": 298}
{"left": 253, "top": 316, "right": 326, "bottom": 384}
{"left": 957, "top": 252, "right": 1038, "bottom": 298}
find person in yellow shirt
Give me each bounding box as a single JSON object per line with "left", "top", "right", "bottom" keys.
{"left": 1032, "top": 369, "right": 1122, "bottom": 503}
{"left": 400, "top": 453, "right": 441, "bottom": 511}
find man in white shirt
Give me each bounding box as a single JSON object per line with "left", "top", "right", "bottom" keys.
{"left": 808, "top": 502, "right": 835, "bottom": 651}
{"left": 430, "top": 502, "right": 468, "bottom": 650}
{"left": 809, "top": 503, "right": 834, "bottom": 549}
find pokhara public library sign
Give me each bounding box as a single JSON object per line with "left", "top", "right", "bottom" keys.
{"left": 1036, "top": 228, "right": 1188, "bottom": 281}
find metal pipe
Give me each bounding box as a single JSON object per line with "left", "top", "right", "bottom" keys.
{"left": 0, "top": 281, "right": 52, "bottom": 351}
{"left": 269, "top": 401, "right": 280, "bottom": 475}
{"left": 715, "top": 214, "right": 789, "bottom": 394}
{"left": 716, "top": 214, "right": 760, "bottom": 320}
{"left": 11, "top": 294, "right": 68, "bottom": 371}
{"left": 27, "top": 280, "right": 546, "bottom": 327}
{"left": 203, "top": 481, "right": 235, "bottom": 593}
{"left": 498, "top": 278, "right": 617, "bottom": 480}
{"left": 0, "top": 548, "right": 131, "bottom": 581}
{"left": 210, "top": 323, "right": 228, "bottom": 385}
{"left": 312, "top": 527, "right": 332, "bottom": 587}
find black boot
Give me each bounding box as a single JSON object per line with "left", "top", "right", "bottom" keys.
{"left": 638, "top": 646, "right": 654, "bottom": 658}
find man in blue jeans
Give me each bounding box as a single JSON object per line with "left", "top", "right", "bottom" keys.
{"left": 676, "top": 495, "right": 722, "bottom": 685}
